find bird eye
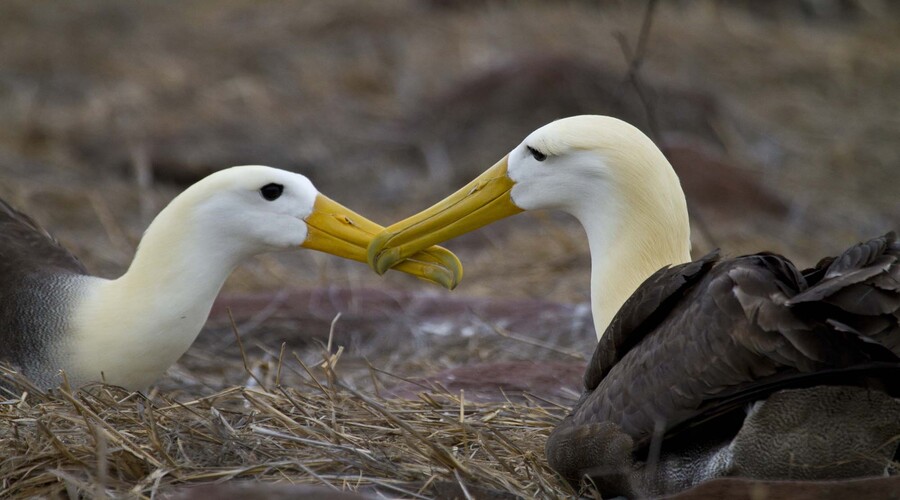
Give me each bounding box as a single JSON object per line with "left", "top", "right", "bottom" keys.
{"left": 526, "top": 145, "right": 547, "bottom": 162}
{"left": 260, "top": 183, "right": 284, "bottom": 201}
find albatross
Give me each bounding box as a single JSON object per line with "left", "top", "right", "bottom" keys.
{"left": 1, "top": 165, "right": 461, "bottom": 392}
{"left": 367, "top": 116, "right": 900, "bottom": 496}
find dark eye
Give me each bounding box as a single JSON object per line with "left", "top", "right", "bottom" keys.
{"left": 260, "top": 183, "right": 284, "bottom": 201}
{"left": 526, "top": 145, "right": 547, "bottom": 162}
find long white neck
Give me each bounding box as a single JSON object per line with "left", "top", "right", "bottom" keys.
{"left": 570, "top": 149, "right": 691, "bottom": 339}
{"left": 68, "top": 200, "right": 251, "bottom": 390}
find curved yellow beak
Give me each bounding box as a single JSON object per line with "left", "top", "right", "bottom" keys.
{"left": 368, "top": 155, "right": 522, "bottom": 276}
{"left": 301, "top": 194, "right": 462, "bottom": 290}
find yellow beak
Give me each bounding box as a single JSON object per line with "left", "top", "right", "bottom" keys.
{"left": 368, "top": 155, "right": 522, "bottom": 275}
{"left": 301, "top": 194, "right": 462, "bottom": 290}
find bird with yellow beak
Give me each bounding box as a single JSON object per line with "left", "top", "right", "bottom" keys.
{"left": 368, "top": 116, "right": 900, "bottom": 496}
{"left": 1, "top": 165, "right": 462, "bottom": 391}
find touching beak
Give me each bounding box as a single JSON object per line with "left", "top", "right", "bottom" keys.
{"left": 368, "top": 155, "right": 522, "bottom": 275}
{"left": 301, "top": 194, "right": 462, "bottom": 290}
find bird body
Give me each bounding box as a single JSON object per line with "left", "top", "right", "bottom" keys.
{"left": 1, "top": 166, "right": 461, "bottom": 391}
{"left": 572, "top": 239, "right": 900, "bottom": 444}
{"left": 368, "top": 116, "right": 900, "bottom": 495}
{"left": 548, "top": 237, "right": 900, "bottom": 494}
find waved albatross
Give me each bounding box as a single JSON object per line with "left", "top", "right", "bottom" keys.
{"left": 367, "top": 116, "right": 900, "bottom": 496}
{"left": 1, "top": 165, "right": 461, "bottom": 392}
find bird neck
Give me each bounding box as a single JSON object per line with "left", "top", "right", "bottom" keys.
{"left": 116, "top": 217, "right": 243, "bottom": 320}
{"left": 69, "top": 201, "right": 248, "bottom": 389}
{"left": 584, "top": 219, "right": 691, "bottom": 339}
{"left": 574, "top": 152, "right": 692, "bottom": 339}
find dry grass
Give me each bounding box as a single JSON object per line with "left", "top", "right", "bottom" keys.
{"left": 1, "top": 351, "right": 578, "bottom": 499}
{"left": 1, "top": 301, "right": 589, "bottom": 498}
{"left": 2, "top": 1, "right": 900, "bottom": 498}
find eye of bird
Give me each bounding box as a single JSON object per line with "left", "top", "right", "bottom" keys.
{"left": 260, "top": 183, "right": 284, "bottom": 201}
{"left": 526, "top": 145, "right": 547, "bottom": 162}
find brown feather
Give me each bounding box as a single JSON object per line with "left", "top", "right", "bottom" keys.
{"left": 547, "top": 233, "right": 900, "bottom": 488}
{"left": 0, "top": 198, "right": 87, "bottom": 276}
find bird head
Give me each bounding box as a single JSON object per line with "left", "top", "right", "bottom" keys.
{"left": 368, "top": 116, "right": 690, "bottom": 277}
{"left": 149, "top": 165, "right": 462, "bottom": 289}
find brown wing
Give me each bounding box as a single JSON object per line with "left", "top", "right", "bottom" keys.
{"left": 583, "top": 250, "right": 719, "bottom": 390}
{"left": 547, "top": 233, "right": 900, "bottom": 482}
{"left": 0, "top": 198, "right": 87, "bottom": 276}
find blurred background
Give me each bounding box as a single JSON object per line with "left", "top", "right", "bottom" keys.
{"left": 1, "top": 0, "right": 899, "bottom": 309}
{"left": 4, "top": 5, "right": 900, "bottom": 496}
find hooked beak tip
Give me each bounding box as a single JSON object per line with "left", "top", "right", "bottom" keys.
{"left": 373, "top": 248, "right": 400, "bottom": 276}
{"left": 367, "top": 231, "right": 396, "bottom": 275}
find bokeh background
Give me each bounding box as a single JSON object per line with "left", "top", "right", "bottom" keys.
{"left": 2, "top": 0, "right": 899, "bottom": 297}
{"left": 2, "top": 2, "right": 900, "bottom": 496}
{"left": 1, "top": 0, "right": 899, "bottom": 388}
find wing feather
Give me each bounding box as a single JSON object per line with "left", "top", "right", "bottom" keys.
{"left": 548, "top": 233, "right": 900, "bottom": 483}
{"left": 0, "top": 197, "right": 87, "bottom": 276}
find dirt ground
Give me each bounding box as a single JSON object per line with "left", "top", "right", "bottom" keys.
{"left": 1, "top": 0, "right": 899, "bottom": 497}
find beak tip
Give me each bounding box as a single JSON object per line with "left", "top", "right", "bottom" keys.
{"left": 447, "top": 255, "right": 463, "bottom": 289}
{"left": 432, "top": 254, "right": 463, "bottom": 290}
{"left": 373, "top": 251, "right": 399, "bottom": 276}
{"left": 367, "top": 232, "right": 393, "bottom": 274}
{"left": 428, "top": 267, "right": 460, "bottom": 291}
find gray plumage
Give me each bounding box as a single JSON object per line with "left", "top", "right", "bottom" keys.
{"left": 547, "top": 233, "right": 900, "bottom": 497}
{"left": 0, "top": 198, "right": 87, "bottom": 391}
{"left": 730, "top": 385, "right": 900, "bottom": 480}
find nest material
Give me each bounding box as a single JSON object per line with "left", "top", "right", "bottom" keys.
{"left": 0, "top": 355, "right": 579, "bottom": 499}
